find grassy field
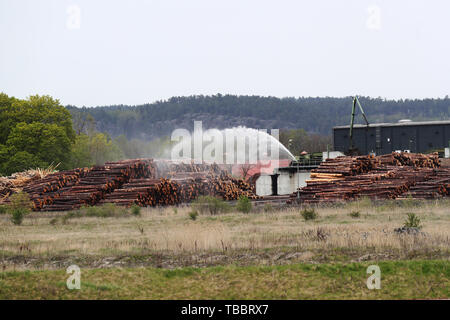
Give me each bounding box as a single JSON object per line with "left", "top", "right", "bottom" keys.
{"left": 0, "top": 198, "right": 449, "bottom": 299}
{"left": 0, "top": 260, "right": 448, "bottom": 299}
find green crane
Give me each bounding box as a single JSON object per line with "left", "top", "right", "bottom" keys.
{"left": 348, "top": 96, "right": 370, "bottom": 155}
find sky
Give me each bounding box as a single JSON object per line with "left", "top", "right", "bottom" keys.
{"left": 0, "top": 0, "right": 449, "bottom": 106}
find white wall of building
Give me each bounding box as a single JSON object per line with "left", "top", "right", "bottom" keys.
{"left": 277, "top": 174, "right": 292, "bottom": 195}
{"left": 297, "top": 171, "right": 310, "bottom": 189}
{"left": 255, "top": 175, "right": 273, "bottom": 196}
{"left": 255, "top": 171, "right": 312, "bottom": 196}
{"left": 322, "top": 151, "right": 345, "bottom": 160}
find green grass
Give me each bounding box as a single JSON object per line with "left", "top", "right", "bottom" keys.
{"left": 0, "top": 260, "right": 448, "bottom": 299}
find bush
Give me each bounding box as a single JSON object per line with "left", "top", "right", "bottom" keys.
{"left": 236, "top": 196, "right": 252, "bottom": 213}
{"left": 349, "top": 211, "right": 361, "bottom": 218}
{"left": 403, "top": 212, "right": 422, "bottom": 229}
{"left": 346, "top": 196, "right": 372, "bottom": 210}
{"left": 130, "top": 204, "right": 141, "bottom": 216}
{"left": 7, "top": 192, "right": 32, "bottom": 225}
{"left": 401, "top": 195, "right": 422, "bottom": 208}
{"left": 61, "top": 210, "right": 81, "bottom": 224}
{"left": 0, "top": 205, "right": 7, "bottom": 214}
{"left": 263, "top": 203, "right": 273, "bottom": 213}
{"left": 189, "top": 211, "right": 199, "bottom": 221}
{"left": 77, "top": 203, "right": 127, "bottom": 218}
{"left": 192, "top": 196, "right": 230, "bottom": 215}
{"left": 301, "top": 208, "right": 318, "bottom": 221}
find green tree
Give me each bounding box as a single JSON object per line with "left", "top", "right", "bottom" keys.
{"left": 0, "top": 94, "right": 76, "bottom": 175}
{"left": 2, "top": 151, "right": 43, "bottom": 174}
{"left": 69, "top": 134, "right": 93, "bottom": 168}
{"left": 3, "top": 94, "right": 74, "bottom": 144}
{"left": 89, "top": 133, "right": 124, "bottom": 165}
{"left": 114, "top": 135, "right": 140, "bottom": 159}
{"left": 6, "top": 122, "right": 72, "bottom": 166}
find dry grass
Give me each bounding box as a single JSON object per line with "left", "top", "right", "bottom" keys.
{"left": 0, "top": 199, "right": 448, "bottom": 263}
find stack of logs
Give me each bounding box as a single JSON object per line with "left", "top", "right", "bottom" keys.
{"left": 100, "top": 178, "right": 182, "bottom": 207}
{"left": 22, "top": 168, "right": 89, "bottom": 210}
{"left": 17, "top": 159, "right": 258, "bottom": 211}
{"left": 377, "top": 152, "right": 440, "bottom": 168}
{"left": 100, "top": 171, "right": 259, "bottom": 207}
{"left": 398, "top": 167, "right": 450, "bottom": 199}
{"left": 288, "top": 152, "right": 446, "bottom": 204}
{"left": 35, "top": 159, "right": 156, "bottom": 211}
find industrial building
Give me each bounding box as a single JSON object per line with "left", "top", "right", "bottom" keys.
{"left": 255, "top": 151, "right": 344, "bottom": 196}
{"left": 333, "top": 120, "right": 450, "bottom": 155}
{"left": 255, "top": 118, "right": 450, "bottom": 197}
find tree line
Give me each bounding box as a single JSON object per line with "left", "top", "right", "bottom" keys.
{"left": 67, "top": 94, "right": 450, "bottom": 141}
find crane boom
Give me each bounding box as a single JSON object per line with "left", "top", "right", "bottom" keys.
{"left": 348, "top": 96, "right": 370, "bottom": 154}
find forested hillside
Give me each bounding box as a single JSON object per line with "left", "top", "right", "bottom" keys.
{"left": 67, "top": 95, "right": 450, "bottom": 141}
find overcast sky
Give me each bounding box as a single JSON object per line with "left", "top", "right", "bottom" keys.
{"left": 0, "top": 0, "right": 449, "bottom": 106}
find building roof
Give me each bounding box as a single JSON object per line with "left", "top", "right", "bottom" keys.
{"left": 333, "top": 120, "right": 450, "bottom": 129}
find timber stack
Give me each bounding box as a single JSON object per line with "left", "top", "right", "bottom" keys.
{"left": 36, "top": 159, "right": 156, "bottom": 211}
{"left": 8, "top": 159, "right": 258, "bottom": 210}
{"left": 22, "top": 168, "right": 89, "bottom": 210}
{"left": 100, "top": 178, "right": 181, "bottom": 207}
{"left": 288, "top": 152, "right": 445, "bottom": 204}
{"left": 397, "top": 167, "right": 450, "bottom": 199}
{"left": 100, "top": 170, "right": 259, "bottom": 207}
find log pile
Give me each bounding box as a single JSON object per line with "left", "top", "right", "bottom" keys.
{"left": 3, "top": 159, "right": 258, "bottom": 211}
{"left": 100, "top": 171, "right": 259, "bottom": 207}
{"left": 38, "top": 159, "right": 156, "bottom": 211}
{"left": 397, "top": 167, "right": 450, "bottom": 199}
{"left": 377, "top": 152, "right": 439, "bottom": 168}
{"left": 100, "top": 178, "right": 182, "bottom": 207}
{"left": 310, "top": 155, "right": 378, "bottom": 177}
{"left": 165, "top": 164, "right": 257, "bottom": 201}
{"left": 203, "top": 173, "right": 258, "bottom": 200}
{"left": 288, "top": 152, "right": 446, "bottom": 204}
{"left": 22, "top": 168, "right": 89, "bottom": 210}
{"left": 0, "top": 168, "right": 55, "bottom": 203}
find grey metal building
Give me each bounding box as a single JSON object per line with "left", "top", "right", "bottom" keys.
{"left": 333, "top": 120, "right": 450, "bottom": 155}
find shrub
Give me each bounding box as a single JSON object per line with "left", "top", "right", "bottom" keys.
{"left": 236, "top": 196, "right": 252, "bottom": 213}
{"left": 301, "top": 208, "right": 318, "bottom": 221}
{"left": 263, "top": 203, "right": 273, "bottom": 213}
{"left": 0, "top": 205, "right": 7, "bottom": 214}
{"left": 401, "top": 195, "right": 422, "bottom": 208}
{"left": 349, "top": 211, "right": 361, "bottom": 218}
{"left": 62, "top": 210, "right": 80, "bottom": 224}
{"left": 7, "top": 192, "right": 32, "bottom": 225}
{"left": 315, "top": 227, "right": 329, "bottom": 241}
{"left": 192, "top": 196, "right": 230, "bottom": 215}
{"left": 77, "top": 203, "right": 127, "bottom": 218}
{"left": 189, "top": 211, "right": 199, "bottom": 221}
{"left": 130, "top": 204, "right": 141, "bottom": 216}
{"left": 403, "top": 212, "right": 422, "bottom": 229}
